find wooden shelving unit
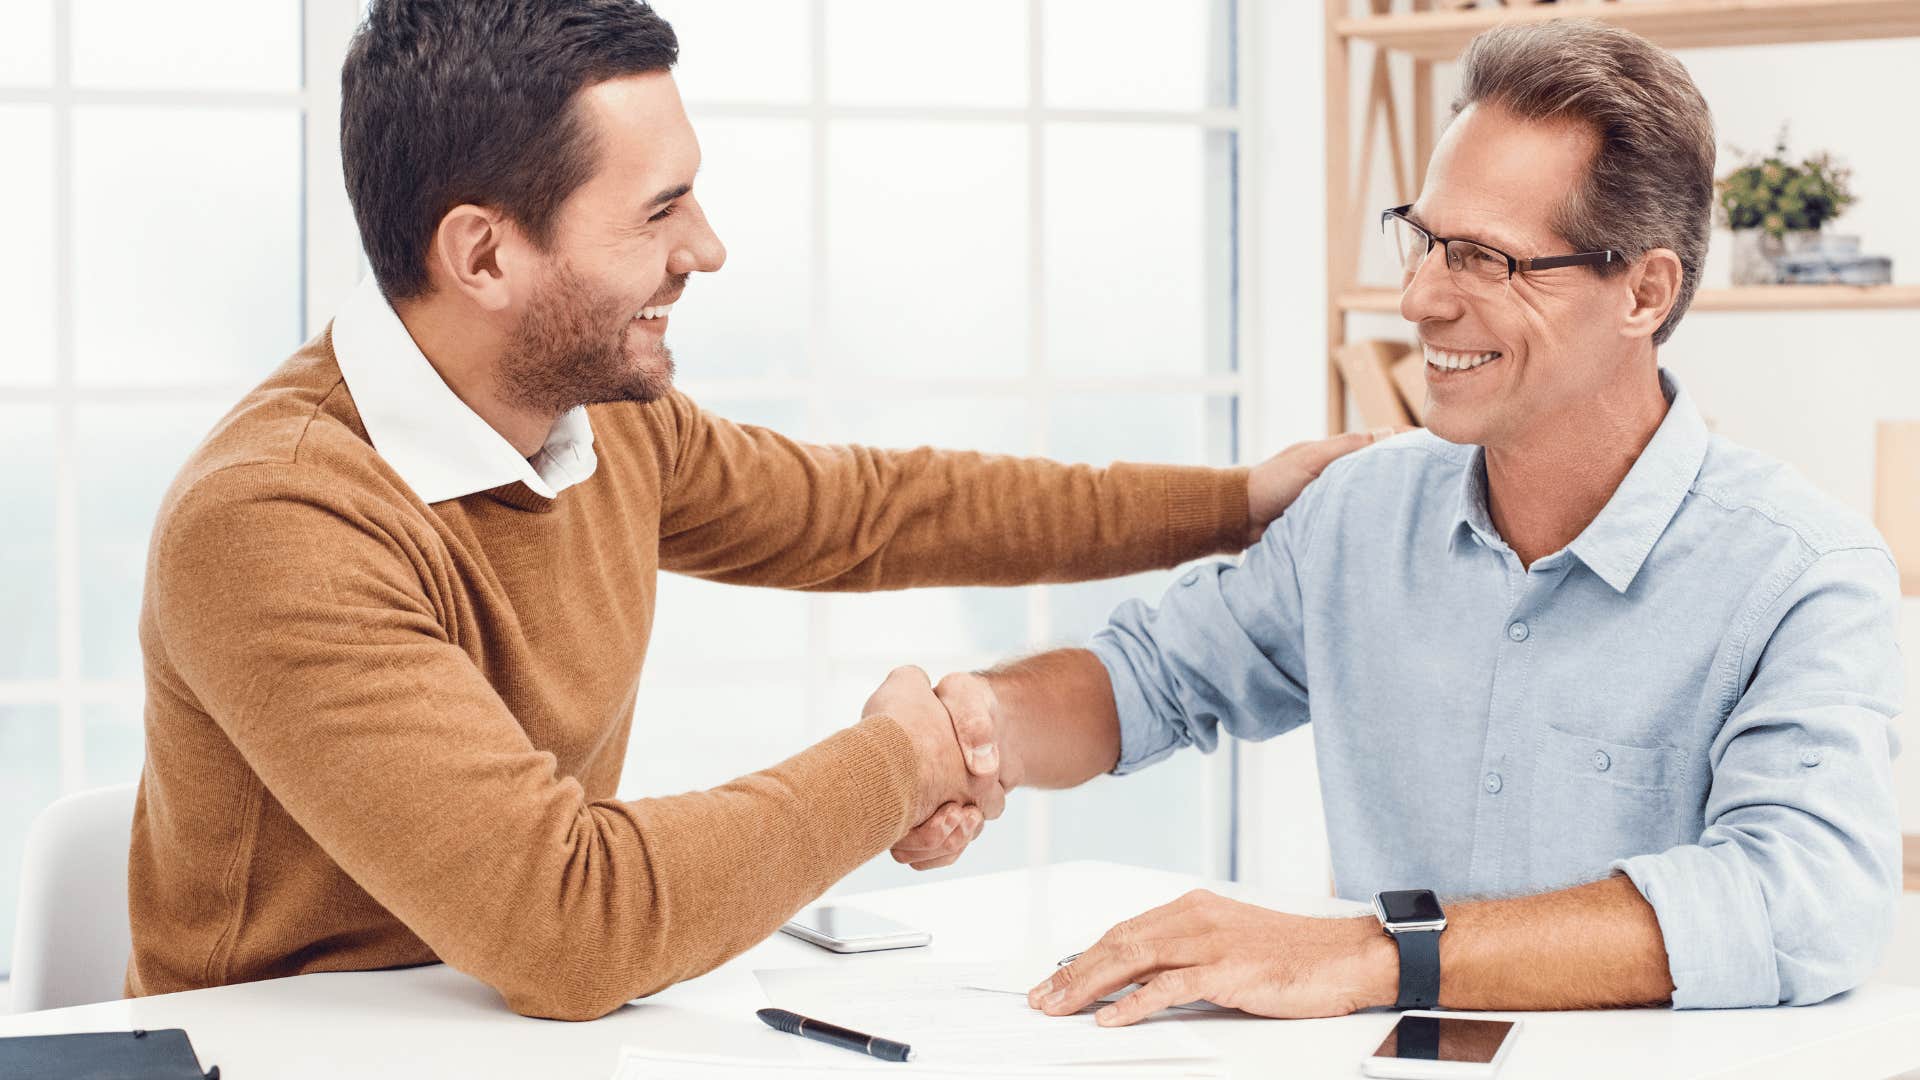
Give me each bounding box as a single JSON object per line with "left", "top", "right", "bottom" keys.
{"left": 1324, "top": 0, "right": 1920, "bottom": 893}
{"left": 1323, "top": 0, "right": 1920, "bottom": 434}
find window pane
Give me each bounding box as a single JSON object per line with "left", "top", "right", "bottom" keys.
{"left": 827, "top": 0, "right": 1026, "bottom": 107}
{"left": 71, "top": 0, "right": 300, "bottom": 91}
{"left": 0, "top": 705, "right": 61, "bottom": 978}
{"left": 75, "top": 401, "right": 232, "bottom": 681}
{"left": 0, "top": 407, "right": 58, "bottom": 681}
{"left": 1045, "top": 126, "right": 1233, "bottom": 377}
{"left": 1049, "top": 751, "right": 1225, "bottom": 875}
{"left": 84, "top": 701, "right": 145, "bottom": 789}
{"left": 1047, "top": 392, "right": 1234, "bottom": 467}
{"left": 0, "top": 3, "right": 52, "bottom": 86}
{"left": 826, "top": 123, "right": 1028, "bottom": 379}
{"left": 1044, "top": 0, "right": 1234, "bottom": 111}
{"left": 74, "top": 107, "right": 303, "bottom": 386}
{"left": 0, "top": 106, "right": 55, "bottom": 385}
{"left": 652, "top": 0, "right": 808, "bottom": 105}
{"left": 672, "top": 119, "right": 810, "bottom": 380}
{"left": 620, "top": 682, "right": 815, "bottom": 799}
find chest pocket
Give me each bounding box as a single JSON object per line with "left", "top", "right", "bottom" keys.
{"left": 1528, "top": 723, "right": 1691, "bottom": 890}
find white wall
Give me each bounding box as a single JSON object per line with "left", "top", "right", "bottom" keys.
{"left": 1242, "top": 13, "right": 1920, "bottom": 891}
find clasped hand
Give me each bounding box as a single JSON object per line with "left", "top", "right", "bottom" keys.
{"left": 859, "top": 666, "right": 1011, "bottom": 870}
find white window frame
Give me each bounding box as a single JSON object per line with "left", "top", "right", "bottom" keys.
{"left": 660, "top": 0, "right": 1267, "bottom": 884}
{"left": 0, "top": 0, "right": 365, "bottom": 797}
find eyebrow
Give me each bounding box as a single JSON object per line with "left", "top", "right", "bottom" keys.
{"left": 646, "top": 183, "right": 692, "bottom": 209}
{"left": 1406, "top": 206, "right": 1527, "bottom": 255}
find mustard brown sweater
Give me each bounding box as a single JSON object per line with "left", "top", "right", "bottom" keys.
{"left": 127, "top": 329, "right": 1251, "bottom": 1020}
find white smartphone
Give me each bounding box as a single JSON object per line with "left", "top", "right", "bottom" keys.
{"left": 779, "top": 905, "right": 932, "bottom": 953}
{"left": 1360, "top": 1013, "right": 1521, "bottom": 1078}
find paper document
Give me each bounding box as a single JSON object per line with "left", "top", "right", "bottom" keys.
{"left": 961, "top": 967, "right": 1228, "bottom": 1014}
{"left": 752, "top": 963, "right": 1220, "bottom": 1069}
{"left": 613, "top": 1048, "right": 1227, "bottom": 1079}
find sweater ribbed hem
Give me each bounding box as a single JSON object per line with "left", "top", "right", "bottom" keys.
{"left": 1163, "top": 466, "right": 1251, "bottom": 561}
{"left": 833, "top": 715, "right": 921, "bottom": 852}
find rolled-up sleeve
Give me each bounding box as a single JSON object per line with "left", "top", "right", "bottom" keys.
{"left": 1088, "top": 478, "right": 1324, "bottom": 774}
{"left": 1612, "top": 546, "right": 1905, "bottom": 1008}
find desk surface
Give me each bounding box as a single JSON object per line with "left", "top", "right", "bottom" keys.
{"left": 5, "top": 860, "right": 1919, "bottom": 1079}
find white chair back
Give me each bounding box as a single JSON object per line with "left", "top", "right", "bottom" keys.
{"left": 9, "top": 783, "right": 138, "bottom": 1013}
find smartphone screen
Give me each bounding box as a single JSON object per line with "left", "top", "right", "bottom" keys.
{"left": 788, "top": 905, "right": 919, "bottom": 941}
{"left": 1372, "top": 1014, "right": 1515, "bottom": 1063}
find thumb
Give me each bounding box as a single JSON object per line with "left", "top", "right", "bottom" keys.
{"left": 937, "top": 676, "right": 999, "bottom": 777}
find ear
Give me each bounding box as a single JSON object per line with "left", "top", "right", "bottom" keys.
{"left": 1620, "top": 247, "right": 1683, "bottom": 343}
{"left": 427, "top": 204, "right": 522, "bottom": 313}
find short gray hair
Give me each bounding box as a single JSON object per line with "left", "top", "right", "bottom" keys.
{"left": 1453, "top": 20, "right": 1714, "bottom": 345}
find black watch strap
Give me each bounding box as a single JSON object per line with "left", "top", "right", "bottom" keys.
{"left": 1392, "top": 927, "right": 1441, "bottom": 1010}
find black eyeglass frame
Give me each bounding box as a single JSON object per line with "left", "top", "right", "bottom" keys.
{"left": 1381, "top": 204, "right": 1623, "bottom": 278}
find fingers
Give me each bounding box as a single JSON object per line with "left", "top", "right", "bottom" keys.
{"left": 891, "top": 802, "right": 964, "bottom": 862}
{"left": 890, "top": 803, "right": 984, "bottom": 870}
{"left": 1032, "top": 936, "right": 1208, "bottom": 1016}
{"left": 934, "top": 672, "right": 1000, "bottom": 777}
{"left": 1095, "top": 967, "right": 1212, "bottom": 1027}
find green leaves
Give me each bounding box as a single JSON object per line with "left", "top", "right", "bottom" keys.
{"left": 1715, "top": 131, "right": 1856, "bottom": 238}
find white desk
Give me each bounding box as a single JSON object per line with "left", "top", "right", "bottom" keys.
{"left": 5, "top": 860, "right": 1919, "bottom": 1078}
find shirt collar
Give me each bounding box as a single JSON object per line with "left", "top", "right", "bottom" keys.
{"left": 1448, "top": 368, "right": 1708, "bottom": 594}
{"left": 329, "top": 275, "right": 597, "bottom": 505}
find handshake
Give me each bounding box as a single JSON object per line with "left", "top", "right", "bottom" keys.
{"left": 861, "top": 665, "right": 1017, "bottom": 871}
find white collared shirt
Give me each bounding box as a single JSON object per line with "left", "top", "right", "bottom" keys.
{"left": 329, "top": 275, "right": 599, "bottom": 504}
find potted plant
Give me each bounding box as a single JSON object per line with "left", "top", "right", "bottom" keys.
{"left": 1716, "top": 133, "right": 1856, "bottom": 285}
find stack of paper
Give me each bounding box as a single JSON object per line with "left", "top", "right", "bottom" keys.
{"left": 743, "top": 963, "right": 1222, "bottom": 1071}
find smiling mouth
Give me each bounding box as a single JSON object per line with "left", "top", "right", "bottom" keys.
{"left": 1423, "top": 343, "right": 1502, "bottom": 372}
{"left": 632, "top": 302, "right": 673, "bottom": 321}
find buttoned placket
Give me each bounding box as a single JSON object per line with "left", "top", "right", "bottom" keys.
{"left": 1465, "top": 544, "right": 1574, "bottom": 895}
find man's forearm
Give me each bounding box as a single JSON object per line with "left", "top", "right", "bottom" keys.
{"left": 982, "top": 648, "right": 1122, "bottom": 790}
{"left": 1366, "top": 874, "right": 1675, "bottom": 1011}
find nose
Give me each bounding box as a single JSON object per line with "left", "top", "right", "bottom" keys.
{"left": 668, "top": 195, "right": 727, "bottom": 276}
{"left": 1398, "top": 242, "right": 1465, "bottom": 327}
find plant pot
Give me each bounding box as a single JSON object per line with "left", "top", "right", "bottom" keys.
{"left": 1782, "top": 230, "right": 1825, "bottom": 256}
{"left": 1731, "top": 229, "right": 1784, "bottom": 285}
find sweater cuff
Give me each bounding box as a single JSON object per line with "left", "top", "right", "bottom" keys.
{"left": 832, "top": 715, "right": 922, "bottom": 852}
{"left": 1162, "top": 466, "right": 1251, "bottom": 562}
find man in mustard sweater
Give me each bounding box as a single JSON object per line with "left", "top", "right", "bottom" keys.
{"left": 128, "top": 0, "right": 1374, "bottom": 1020}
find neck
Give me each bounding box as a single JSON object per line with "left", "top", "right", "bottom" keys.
{"left": 391, "top": 297, "right": 558, "bottom": 458}
{"left": 1483, "top": 365, "right": 1668, "bottom": 568}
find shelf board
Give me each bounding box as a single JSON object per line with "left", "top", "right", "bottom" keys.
{"left": 1337, "top": 0, "right": 1920, "bottom": 61}
{"left": 1337, "top": 283, "right": 1920, "bottom": 314}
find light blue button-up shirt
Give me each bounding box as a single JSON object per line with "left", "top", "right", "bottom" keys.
{"left": 1091, "top": 371, "right": 1904, "bottom": 1009}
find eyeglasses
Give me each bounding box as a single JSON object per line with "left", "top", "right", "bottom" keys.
{"left": 1381, "top": 204, "right": 1622, "bottom": 285}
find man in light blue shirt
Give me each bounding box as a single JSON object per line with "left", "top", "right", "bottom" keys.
{"left": 880, "top": 20, "right": 1904, "bottom": 1023}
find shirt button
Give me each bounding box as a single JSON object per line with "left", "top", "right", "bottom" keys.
{"left": 1180, "top": 570, "right": 1200, "bottom": 586}
{"left": 1801, "top": 749, "right": 1824, "bottom": 768}
{"left": 1484, "top": 772, "right": 1503, "bottom": 794}
{"left": 1507, "top": 621, "right": 1530, "bottom": 642}
{"left": 1593, "top": 750, "right": 1611, "bottom": 772}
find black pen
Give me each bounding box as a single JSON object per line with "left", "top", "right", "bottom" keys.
{"left": 756, "top": 1007, "right": 915, "bottom": 1063}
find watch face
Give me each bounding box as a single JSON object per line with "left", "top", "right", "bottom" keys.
{"left": 1378, "top": 889, "right": 1444, "bottom": 924}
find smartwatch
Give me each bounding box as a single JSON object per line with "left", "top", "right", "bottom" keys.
{"left": 1373, "top": 888, "right": 1446, "bottom": 1010}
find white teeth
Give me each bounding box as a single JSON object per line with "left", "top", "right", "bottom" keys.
{"left": 1422, "top": 344, "right": 1500, "bottom": 371}
{"left": 634, "top": 303, "right": 674, "bottom": 321}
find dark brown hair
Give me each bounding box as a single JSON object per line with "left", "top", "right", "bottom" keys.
{"left": 1454, "top": 19, "right": 1715, "bottom": 345}
{"left": 341, "top": 0, "right": 679, "bottom": 301}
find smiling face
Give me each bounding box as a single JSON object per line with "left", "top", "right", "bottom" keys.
{"left": 1398, "top": 103, "right": 1640, "bottom": 451}
{"left": 500, "top": 71, "right": 726, "bottom": 414}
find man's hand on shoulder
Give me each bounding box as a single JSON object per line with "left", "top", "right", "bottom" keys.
{"left": 1245, "top": 427, "right": 1407, "bottom": 545}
